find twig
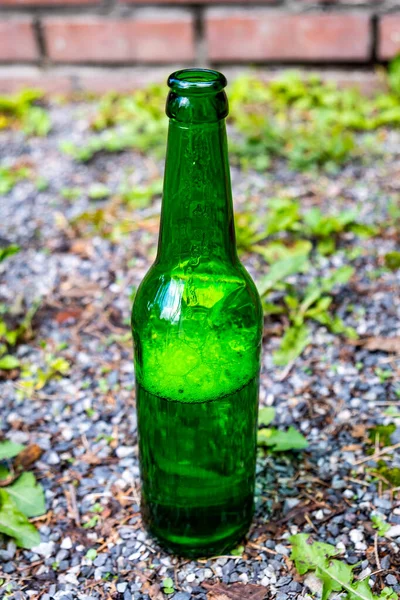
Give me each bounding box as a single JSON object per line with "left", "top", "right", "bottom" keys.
{"left": 374, "top": 533, "right": 381, "bottom": 571}
{"left": 304, "top": 512, "right": 318, "bottom": 533}
{"left": 247, "top": 542, "right": 278, "bottom": 555}
{"left": 277, "top": 359, "right": 296, "bottom": 382}
{"left": 353, "top": 442, "right": 400, "bottom": 466}
{"left": 344, "top": 477, "right": 371, "bottom": 487}
{"left": 67, "top": 483, "right": 81, "bottom": 527}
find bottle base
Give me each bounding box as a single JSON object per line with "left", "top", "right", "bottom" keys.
{"left": 145, "top": 518, "right": 251, "bottom": 558}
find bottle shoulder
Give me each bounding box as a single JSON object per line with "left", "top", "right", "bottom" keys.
{"left": 132, "top": 260, "right": 262, "bottom": 325}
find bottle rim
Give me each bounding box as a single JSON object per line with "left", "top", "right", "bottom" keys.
{"left": 167, "top": 69, "right": 227, "bottom": 94}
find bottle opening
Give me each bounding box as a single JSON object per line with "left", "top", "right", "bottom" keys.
{"left": 168, "top": 69, "right": 227, "bottom": 95}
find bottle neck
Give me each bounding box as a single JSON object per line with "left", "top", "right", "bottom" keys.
{"left": 156, "top": 118, "right": 237, "bottom": 268}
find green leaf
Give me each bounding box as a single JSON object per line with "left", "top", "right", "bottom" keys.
{"left": 273, "top": 324, "right": 311, "bottom": 366}
{"left": 385, "top": 251, "right": 400, "bottom": 271}
{"left": 347, "top": 580, "right": 379, "bottom": 600}
{"left": 88, "top": 183, "right": 111, "bottom": 200}
{"left": 258, "top": 407, "right": 276, "bottom": 427}
{"left": 0, "top": 489, "right": 40, "bottom": 548}
{"left": 0, "top": 244, "right": 20, "bottom": 262}
{"left": 0, "top": 465, "right": 9, "bottom": 480}
{"left": 6, "top": 472, "right": 46, "bottom": 518}
{"left": 83, "top": 515, "right": 99, "bottom": 529}
{"left": 371, "top": 514, "right": 391, "bottom": 537}
{"left": 61, "top": 187, "right": 81, "bottom": 200}
{"left": 0, "top": 355, "right": 20, "bottom": 370}
{"left": 0, "top": 441, "right": 25, "bottom": 460}
{"left": 230, "top": 544, "right": 244, "bottom": 556}
{"left": 290, "top": 534, "right": 398, "bottom": 600}
{"left": 86, "top": 548, "right": 97, "bottom": 561}
{"left": 317, "top": 559, "right": 353, "bottom": 600}
{"left": 22, "top": 106, "right": 51, "bottom": 137}
{"left": 162, "top": 578, "right": 174, "bottom": 592}
{"left": 290, "top": 534, "right": 338, "bottom": 574}
{"left": 258, "top": 426, "right": 308, "bottom": 452}
{"left": 257, "top": 254, "right": 310, "bottom": 296}
{"left": 254, "top": 240, "right": 312, "bottom": 264}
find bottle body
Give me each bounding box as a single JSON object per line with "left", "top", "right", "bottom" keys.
{"left": 132, "top": 70, "right": 263, "bottom": 556}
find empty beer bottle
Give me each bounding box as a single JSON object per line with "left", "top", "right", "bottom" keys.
{"left": 131, "top": 69, "right": 263, "bottom": 557}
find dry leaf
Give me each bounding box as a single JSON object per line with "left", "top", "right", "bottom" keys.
{"left": 55, "top": 308, "right": 83, "bottom": 324}
{"left": 143, "top": 582, "right": 163, "bottom": 600}
{"left": 352, "top": 337, "right": 400, "bottom": 354}
{"left": 351, "top": 424, "right": 366, "bottom": 438}
{"left": 203, "top": 582, "right": 267, "bottom": 600}
{"left": 69, "top": 239, "right": 94, "bottom": 258}
{"left": 14, "top": 444, "right": 43, "bottom": 470}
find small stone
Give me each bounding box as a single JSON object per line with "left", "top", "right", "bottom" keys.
{"left": 276, "top": 576, "right": 292, "bottom": 586}
{"left": 186, "top": 573, "right": 196, "bottom": 583}
{"left": 7, "top": 540, "right": 16, "bottom": 559}
{"left": 375, "top": 497, "right": 392, "bottom": 511}
{"left": 3, "top": 562, "right": 15, "bottom": 574}
{"left": 289, "top": 581, "right": 303, "bottom": 592}
{"left": 46, "top": 451, "right": 60, "bottom": 465}
{"left": 93, "top": 553, "right": 107, "bottom": 567}
{"left": 386, "top": 575, "right": 398, "bottom": 586}
{"left": 173, "top": 593, "right": 192, "bottom": 600}
{"left": 349, "top": 529, "right": 364, "bottom": 544}
{"left": 343, "top": 489, "right": 355, "bottom": 499}
{"left": 381, "top": 555, "right": 391, "bottom": 570}
{"left": 283, "top": 498, "right": 300, "bottom": 513}
{"left": 31, "top": 542, "right": 55, "bottom": 558}
{"left": 116, "top": 446, "right": 135, "bottom": 458}
{"left": 275, "top": 544, "right": 289, "bottom": 556}
{"left": 55, "top": 549, "right": 69, "bottom": 563}
{"left": 388, "top": 525, "right": 400, "bottom": 538}
{"left": 117, "top": 582, "right": 128, "bottom": 593}
{"left": 305, "top": 573, "right": 323, "bottom": 595}
{"left": 61, "top": 537, "right": 73, "bottom": 550}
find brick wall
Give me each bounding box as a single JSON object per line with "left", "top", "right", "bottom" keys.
{"left": 0, "top": 0, "right": 399, "bottom": 92}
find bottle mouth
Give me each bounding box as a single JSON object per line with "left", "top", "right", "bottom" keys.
{"left": 167, "top": 69, "right": 227, "bottom": 95}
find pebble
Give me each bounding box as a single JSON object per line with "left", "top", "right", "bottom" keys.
{"left": 46, "top": 451, "right": 60, "bottom": 465}
{"left": 349, "top": 529, "right": 364, "bottom": 544}
{"left": 3, "top": 562, "right": 15, "bottom": 574}
{"left": 304, "top": 574, "right": 323, "bottom": 595}
{"left": 116, "top": 446, "right": 135, "bottom": 458}
{"left": 387, "top": 525, "right": 400, "bottom": 538}
{"left": 386, "top": 575, "right": 398, "bottom": 585}
{"left": 61, "top": 537, "right": 73, "bottom": 550}
{"left": 31, "top": 542, "right": 55, "bottom": 558}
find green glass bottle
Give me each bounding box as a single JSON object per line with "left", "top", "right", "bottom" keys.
{"left": 132, "top": 69, "right": 263, "bottom": 557}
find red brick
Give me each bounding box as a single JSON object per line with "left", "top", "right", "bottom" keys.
{"left": 205, "top": 11, "right": 371, "bottom": 62}
{"left": 43, "top": 15, "right": 194, "bottom": 63}
{"left": 300, "top": 0, "right": 383, "bottom": 4}
{"left": 0, "top": 0, "right": 98, "bottom": 5}
{"left": 0, "top": 19, "right": 38, "bottom": 61}
{"left": 119, "top": 0, "right": 276, "bottom": 4}
{"left": 379, "top": 15, "right": 400, "bottom": 60}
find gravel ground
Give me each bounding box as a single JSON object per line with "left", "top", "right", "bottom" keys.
{"left": 0, "top": 100, "right": 400, "bottom": 600}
